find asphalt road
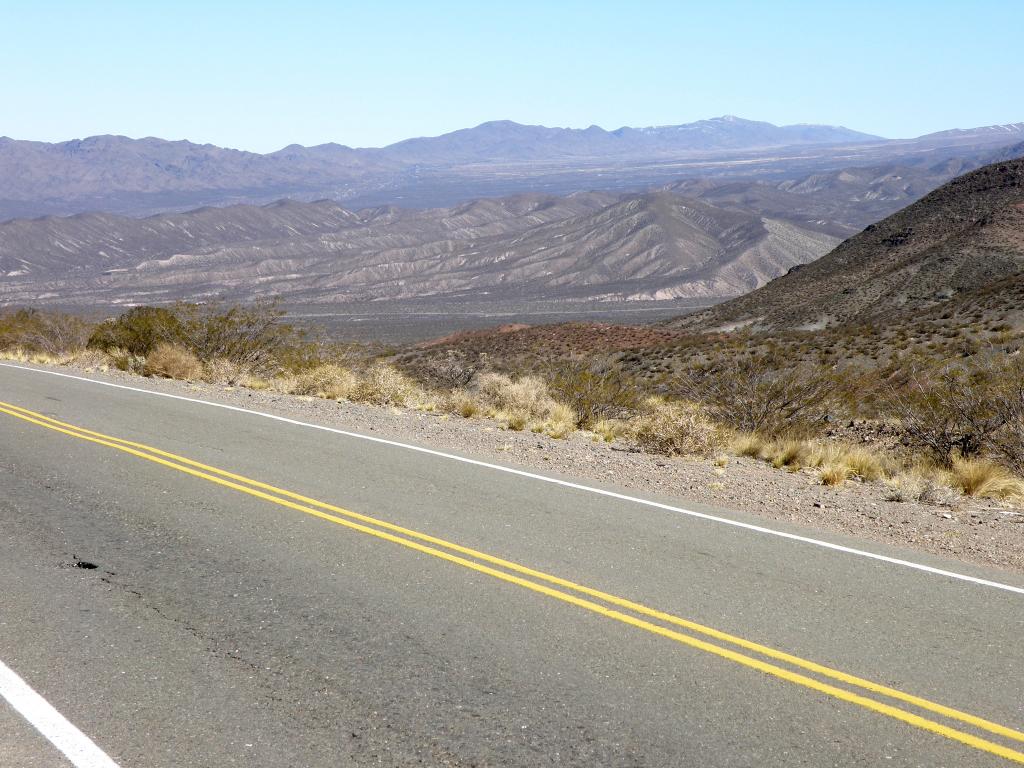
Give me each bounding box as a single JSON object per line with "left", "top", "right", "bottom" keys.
{"left": 1, "top": 362, "right": 1023, "bottom": 767}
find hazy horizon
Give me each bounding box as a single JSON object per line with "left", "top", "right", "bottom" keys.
{"left": 4, "top": 0, "right": 1023, "bottom": 152}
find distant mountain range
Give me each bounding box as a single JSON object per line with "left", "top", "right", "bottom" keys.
{"left": 671, "top": 155, "right": 1024, "bottom": 331}
{"left": 2, "top": 117, "right": 1022, "bottom": 220}
{"left": 373, "top": 116, "right": 879, "bottom": 163}
{"left": 7, "top": 147, "right": 1011, "bottom": 310}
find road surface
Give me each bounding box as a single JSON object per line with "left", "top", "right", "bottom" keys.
{"left": 1, "top": 362, "right": 1022, "bottom": 766}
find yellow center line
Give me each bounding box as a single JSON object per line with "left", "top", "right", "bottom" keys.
{"left": 2, "top": 401, "right": 1023, "bottom": 764}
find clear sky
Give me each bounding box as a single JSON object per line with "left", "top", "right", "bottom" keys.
{"left": 3, "top": 0, "right": 1021, "bottom": 152}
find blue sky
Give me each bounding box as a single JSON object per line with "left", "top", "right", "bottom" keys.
{"left": 3, "top": 0, "right": 1021, "bottom": 151}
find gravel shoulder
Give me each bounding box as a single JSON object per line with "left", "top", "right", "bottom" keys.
{"left": 6, "top": 360, "right": 1024, "bottom": 576}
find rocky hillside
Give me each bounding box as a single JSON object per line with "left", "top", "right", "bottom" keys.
{"left": 670, "top": 157, "right": 1024, "bottom": 331}
{"left": 0, "top": 190, "right": 838, "bottom": 307}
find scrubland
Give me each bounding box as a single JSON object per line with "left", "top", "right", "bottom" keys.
{"left": 3, "top": 304, "right": 1024, "bottom": 511}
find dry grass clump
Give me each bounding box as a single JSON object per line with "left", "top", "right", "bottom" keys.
{"left": 477, "top": 373, "right": 555, "bottom": 419}
{"left": 106, "top": 347, "right": 145, "bottom": 374}
{"left": 813, "top": 445, "right": 894, "bottom": 486}
{"left": 768, "top": 439, "right": 811, "bottom": 470}
{"left": 203, "top": 358, "right": 254, "bottom": 386}
{"left": 350, "top": 363, "right": 417, "bottom": 407}
{"left": 446, "top": 390, "right": 480, "bottom": 418}
{"left": 836, "top": 446, "right": 890, "bottom": 482}
{"left": 64, "top": 348, "right": 113, "bottom": 371}
{"left": 591, "top": 418, "right": 628, "bottom": 443}
{"left": 289, "top": 364, "right": 357, "bottom": 400}
{"left": 628, "top": 398, "right": 725, "bottom": 457}
{"left": 738, "top": 435, "right": 896, "bottom": 486}
{"left": 732, "top": 433, "right": 769, "bottom": 459}
{"left": 949, "top": 458, "right": 1024, "bottom": 500}
{"left": 883, "top": 470, "right": 960, "bottom": 505}
{"left": 473, "top": 372, "right": 578, "bottom": 436}
{"left": 142, "top": 343, "right": 204, "bottom": 380}
{"left": 0, "top": 347, "right": 61, "bottom": 365}
{"left": 820, "top": 464, "right": 854, "bottom": 486}
{"left": 533, "top": 402, "right": 577, "bottom": 439}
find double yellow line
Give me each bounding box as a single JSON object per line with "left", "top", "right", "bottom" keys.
{"left": 2, "top": 398, "right": 1023, "bottom": 763}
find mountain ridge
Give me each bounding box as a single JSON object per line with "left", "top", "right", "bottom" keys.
{"left": 0, "top": 187, "right": 838, "bottom": 307}
{"left": 3, "top": 116, "right": 1021, "bottom": 221}
{"left": 668, "top": 156, "right": 1024, "bottom": 331}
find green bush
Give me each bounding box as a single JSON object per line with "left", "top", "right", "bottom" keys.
{"left": 88, "top": 306, "right": 183, "bottom": 357}
{"left": 544, "top": 355, "right": 640, "bottom": 428}
{"left": 88, "top": 300, "right": 302, "bottom": 375}
{"left": 0, "top": 308, "right": 93, "bottom": 354}
{"left": 675, "top": 357, "right": 836, "bottom": 437}
{"left": 882, "top": 355, "right": 1024, "bottom": 466}
{"left": 171, "top": 300, "right": 300, "bottom": 374}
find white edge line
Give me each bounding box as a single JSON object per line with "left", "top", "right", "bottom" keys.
{"left": 0, "top": 658, "right": 120, "bottom": 768}
{"left": 3, "top": 362, "right": 1023, "bottom": 597}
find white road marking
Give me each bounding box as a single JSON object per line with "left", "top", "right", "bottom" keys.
{"left": 3, "top": 361, "right": 1024, "bottom": 597}
{"left": 0, "top": 658, "right": 120, "bottom": 768}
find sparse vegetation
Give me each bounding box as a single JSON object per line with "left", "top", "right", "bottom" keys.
{"left": 949, "top": 458, "right": 1024, "bottom": 500}
{"left": 675, "top": 357, "right": 836, "bottom": 436}
{"left": 142, "top": 343, "right": 204, "bottom": 381}
{"left": 544, "top": 355, "right": 639, "bottom": 428}
{"left": 879, "top": 354, "right": 1024, "bottom": 488}
{"left": 6, "top": 301, "right": 1024, "bottom": 508}
{"left": 289, "top": 364, "right": 358, "bottom": 400}
{"left": 820, "top": 464, "right": 853, "bottom": 486}
{"left": 627, "top": 398, "right": 725, "bottom": 457}
{"left": 0, "top": 308, "right": 93, "bottom": 355}
{"left": 350, "top": 363, "right": 417, "bottom": 407}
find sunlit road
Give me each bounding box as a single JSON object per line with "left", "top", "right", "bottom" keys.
{"left": 2, "top": 362, "right": 1023, "bottom": 767}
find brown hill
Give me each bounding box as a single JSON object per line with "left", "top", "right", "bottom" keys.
{"left": 670, "top": 158, "right": 1024, "bottom": 331}
{"left": 0, "top": 190, "right": 837, "bottom": 307}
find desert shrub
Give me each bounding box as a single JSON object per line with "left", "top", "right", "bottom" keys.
{"left": 106, "top": 347, "right": 145, "bottom": 374}
{"left": 65, "top": 348, "right": 113, "bottom": 370}
{"left": 171, "top": 300, "right": 300, "bottom": 374}
{"left": 142, "top": 343, "right": 203, "bottom": 380}
{"left": 420, "top": 350, "right": 479, "bottom": 389}
{"left": 675, "top": 357, "right": 836, "bottom": 437}
{"left": 544, "top": 355, "right": 640, "bottom": 428}
{"left": 477, "top": 373, "right": 550, "bottom": 418}
{"left": 88, "top": 306, "right": 183, "bottom": 357}
{"left": 290, "top": 364, "right": 357, "bottom": 400}
{"left": 0, "top": 308, "right": 93, "bottom": 354}
{"left": 628, "top": 398, "right": 725, "bottom": 457}
{"left": 350, "top": 363, "right": 416, "bottom": 406}
{"left": 883, "top": 355, "right": 1024, "bottom": 467}
{"left": 203, "top": 358, "right": 253, "bottom": 386}
{"left": 89, "top": 300, "right": 306, "bottom": 375}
